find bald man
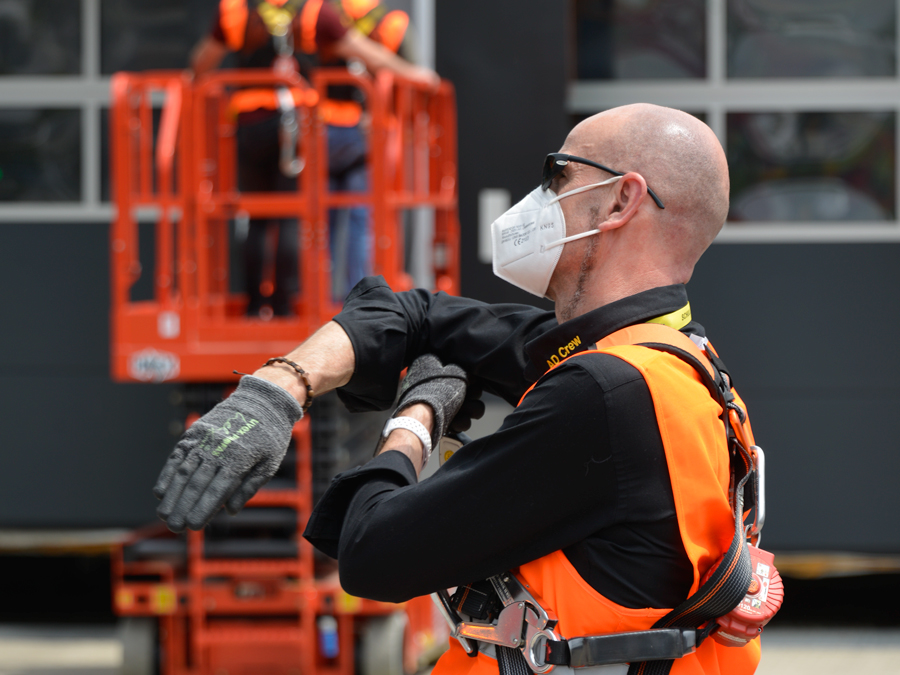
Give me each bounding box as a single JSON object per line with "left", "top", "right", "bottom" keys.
{"left": 154, "top": 105, "right": 762, "bottom": 675}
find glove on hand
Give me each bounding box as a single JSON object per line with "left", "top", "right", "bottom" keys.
{"left": 153, "top": 376, "right": 303, "bottom": 532}
{"left": 448, "top": 382, "right": 485, "bottom": 435}
{"left": 395, "top": 354, "right": 468, "bottom": 449}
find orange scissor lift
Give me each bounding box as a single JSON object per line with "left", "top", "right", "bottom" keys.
{"left": 108, "top": 66, "right": 459, "bottom": 675}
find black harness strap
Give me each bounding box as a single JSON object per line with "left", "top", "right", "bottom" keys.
{"left": 497, "top": 645, "right": 533, "bottom": 675}
{"left": 539, "top": 342, "right": 754, "bottom": 675}
{"left": 546, "top": 629, "right": 697, "bottom": 668}
{"left": 625, "top": 343, "right": 753, "bottom": 675}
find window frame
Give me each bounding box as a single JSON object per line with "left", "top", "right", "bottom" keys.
{"left": 0, "top": 0, "right": 106, "bottom": 222}
{"left": 566, "top": 0, "right": 900, "bottom": 243}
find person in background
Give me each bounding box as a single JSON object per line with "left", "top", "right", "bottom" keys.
{"left": 190, "top": 0, "right": 438, "bottom": 316}
{"left": 323, "top": 0, "right": 418, "bottom": 299}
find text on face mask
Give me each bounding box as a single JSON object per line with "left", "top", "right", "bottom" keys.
{"left": 500, "top": 221, "right": 536, "bottom": 247}
{"left": 546, "top": 335, "right": 583, "bottom": 368}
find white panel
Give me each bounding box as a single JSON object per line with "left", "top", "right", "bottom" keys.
{"left": 478, "top": 189, "right": 510, "bottom": 264}
{"left": 412, "top": 0, "right": 435, "bottom": 69}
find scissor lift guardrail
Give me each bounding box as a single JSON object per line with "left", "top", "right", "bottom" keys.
{"left": 110, "top": 68, "right": 459, "bottom": 383}
{"left": 109, "top": 67, "right": 458, "bottom": 674}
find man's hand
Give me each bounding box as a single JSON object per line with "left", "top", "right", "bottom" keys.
{"left": 335, "top": 29, "right": 440, "bottom": 91}
{"left": 395, "top": 355, "right": 468, "bottom": 449}
{"left": 448, "top": 382, "right": 485, "bottom": 435}
{"left": 153, "top": 376, "right": 302, "bottom": 532}
{"left": 403, "top": 64, "right": 441, "bottom": 90}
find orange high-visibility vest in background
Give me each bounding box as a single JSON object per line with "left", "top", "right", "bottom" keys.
{"left": 219, "top": 0, "right": 318, "bottom": 53}
{"left": 321, "top": 0, "right": 410, "bottom": 127}
{"left": 432, "top": 324, "right": 761, "bottom": 675}
{"left": 218, "top": 0, "right": 321, "bottom": 116}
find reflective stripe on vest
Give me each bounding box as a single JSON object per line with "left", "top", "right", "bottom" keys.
{"left": 431, "top": 324, "right": 760, "bottom": 675}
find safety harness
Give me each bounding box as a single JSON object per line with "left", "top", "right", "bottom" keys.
{"left": 433, "top": 324, "right": 770, "bottom": 675}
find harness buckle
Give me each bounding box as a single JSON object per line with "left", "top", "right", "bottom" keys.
{"left": 276, "top": 87, "right": 305, "bottom": 178}
{"left": 433, "top": 575, "right": 561, "bottom": 673}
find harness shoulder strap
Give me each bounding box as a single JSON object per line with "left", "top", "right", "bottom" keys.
{"left": 526, "top": 324, "right": 754, "bottom": 675}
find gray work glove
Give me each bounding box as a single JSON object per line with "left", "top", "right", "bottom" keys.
{"left": 449, "top": 382, "right": 486, "bottom": 435}
{"left": 395, "top": 354, "right": 468, "bottom": 449}
{"left": 153, "top": 376, "right": 303, "bottom": 532}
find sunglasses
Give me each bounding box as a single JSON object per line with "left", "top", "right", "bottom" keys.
{"left": 541, "top": 153, "right": 665, "bottom": 209}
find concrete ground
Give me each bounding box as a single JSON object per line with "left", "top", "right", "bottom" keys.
{"left": 758, "top": 627, "right": 900, "bottom": 673}
{"left": 0, "top": 624, "right": 898, "bottom": 674}
{"left": 0, "top": 625, "right": 119, "bottom": 675}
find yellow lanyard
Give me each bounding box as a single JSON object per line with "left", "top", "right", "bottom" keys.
{"left": 646, "top": 302, "right": 691, "bottom": 331}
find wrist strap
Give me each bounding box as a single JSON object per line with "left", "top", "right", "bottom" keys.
{"left": 382, "top": 416, "right": 433, "bottom": 470}
{"left": 263, "top": 357, "right": 315, "bottom": 412}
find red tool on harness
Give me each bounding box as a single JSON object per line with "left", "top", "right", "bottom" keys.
{"left": 707, "top": 545, "right": 784, "bottom": 646}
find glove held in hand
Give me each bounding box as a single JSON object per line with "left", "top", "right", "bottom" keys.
{"left": 395, "top": 354, "right": 467, "bottom": 449}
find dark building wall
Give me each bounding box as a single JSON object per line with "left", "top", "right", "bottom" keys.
{"left": 438, "top": 0, "right": 900, "bottom": 553}
{"left": 436, "top": 0, "right": 567, "bottom": 309}
{"left": 688, "top": 243, "right": 900, "bottom": 552}
{"left": 0, "top": 1, "right": 896, "bottom": 555}
{"left": 0, "top": 223, "right": 177, "bottom": 527}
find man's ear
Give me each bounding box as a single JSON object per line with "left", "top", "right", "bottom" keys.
{"left": 601, "top": 172, "right": 648, "bottom": 231}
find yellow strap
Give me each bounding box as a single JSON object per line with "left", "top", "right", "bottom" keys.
{"left": 646, "top": 302, "right": 691, "bottom": 331}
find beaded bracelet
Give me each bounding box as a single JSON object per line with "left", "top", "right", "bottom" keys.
{"left": 263, "top": 357, "right": 315, "bottom": 412}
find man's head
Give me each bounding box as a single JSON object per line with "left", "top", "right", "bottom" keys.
{"left": 545, "top": 103, "right": 729, "bottom": 321}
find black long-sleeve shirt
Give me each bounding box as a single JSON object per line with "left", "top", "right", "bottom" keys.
{"left": 304, "top": 277, "right": 712, "bottom": 609}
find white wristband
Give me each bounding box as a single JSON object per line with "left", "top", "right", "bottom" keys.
{"left": 382, "top": 416, "right": 433, "bottom": 469}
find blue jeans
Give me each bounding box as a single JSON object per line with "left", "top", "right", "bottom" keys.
{"left": 327, "top": 124, "right": 371, "bottom": 300}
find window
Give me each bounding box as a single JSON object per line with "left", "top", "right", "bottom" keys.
{"left": 0, "top": 109, "right": 81, "bottom": 201}
{"left": 101, "top": 1, "right": 213, "bottom": 74}
{"left": 568, "top": 0, "right": 900, "bottom": 241}
{"left": 574, "top": 0, "right": 707, "bottom": 79}
{"left": 0, "top": 0, "right": 216, "bottom": 222}
{"left": 0, "top": 0, "right": 81, "bottom": 76}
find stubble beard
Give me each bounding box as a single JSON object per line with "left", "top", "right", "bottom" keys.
{"left": 558, "top": 234, "right": 598, "bottom": 324}
{"left": 558, "top": 206, "right": 604, "bottom": 323}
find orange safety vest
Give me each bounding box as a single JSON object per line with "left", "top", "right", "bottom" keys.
{"left": 339, "top": 0, "right": 409, "bottom": 53}
{"left": 219, "top": 0, "right": 323, "bottom": 115}
{"left": 219, "top": 0, "right": 322, "bottom": 54}
{"left": 432, "top": 323, "right": 761, "bottom": 675}
{"left": 320, "top": 1, "right": 409, "bottom": 126}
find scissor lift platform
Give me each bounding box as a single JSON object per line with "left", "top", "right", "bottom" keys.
{"left": 109, "top": 68, "right": 459, "bottom": 674}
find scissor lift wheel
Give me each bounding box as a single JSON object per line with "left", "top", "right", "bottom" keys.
{"left": 360, "top": 611, "right": 414, "bottom": 675}
{"left": 119, "top": 617, "right": 157, "bottom": 675}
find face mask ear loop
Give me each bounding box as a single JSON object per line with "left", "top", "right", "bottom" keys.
{"left": 542, "top": 228, "right": 602, "bottom": 253}
{"left": 547, "top": 175, "right": 622, "bottom": 206}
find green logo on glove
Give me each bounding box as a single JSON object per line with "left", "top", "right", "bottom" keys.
{"left": 200, "top": 412, "right": 261, "bottom": 457}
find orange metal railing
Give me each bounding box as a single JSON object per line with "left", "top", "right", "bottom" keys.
{"left": 112, "top": 418, "right": 446, "bottom": 675}
{"left": 110, "top": 68, "right": 459, "bottom": 383}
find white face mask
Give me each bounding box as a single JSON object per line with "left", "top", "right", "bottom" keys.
{"left": 490, "top": 176, "right": 621, "bottom": 298}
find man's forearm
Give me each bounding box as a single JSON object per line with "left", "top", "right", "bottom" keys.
{"left": 253, "top": 321, "right": 356, "bottom": 409}
{"left": 334, "top": 29, "right": 439, "bottom": 87}
{"left": 190, "top": 36, "right": 228, "bottom": 77}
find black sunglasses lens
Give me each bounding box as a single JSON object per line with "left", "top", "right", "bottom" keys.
{"left": 542, "top": 156, "right": 562, "bottom": 190}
